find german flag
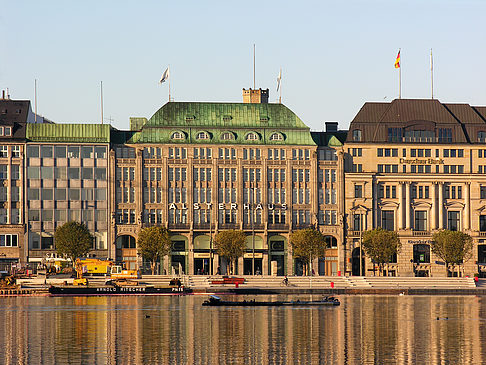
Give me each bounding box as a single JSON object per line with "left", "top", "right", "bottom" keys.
{"left": 394, "top": 51, "right": 400, "bottom": 68}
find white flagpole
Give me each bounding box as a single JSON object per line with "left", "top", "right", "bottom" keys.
{"left": 430, "top": 49, "right": 434, "bottom": 99}
{"left": 168, "top": 65, "right": 171, "bottom": 102}
{"left": 279, "top": 68, "right": 282, "bottom": 104}
{"left": 100, "top": 81, "right": 104, "bottom": 124}
{"left": 399, "top": 49, "right": 401, "bottom": 99}
{"left": 34, "top": 79, "right": 37, "bottom": 122}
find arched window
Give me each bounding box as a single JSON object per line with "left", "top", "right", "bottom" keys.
{"left": 270, "top": 132, "right": 283, "bottom": 141}
{"left": 196, "top": 131, "right": 209, "bottom": 140}
{"left": 220, "top": 132, "right": 235, "bottom": 140}
{"left": 171, "top": 131, "right": 185, "bottom": 140}
{"left": 245, "top": 132, "right": 259, "bottom": 141}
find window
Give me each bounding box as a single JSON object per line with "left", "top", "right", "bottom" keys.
{"left": 480, "top": 216, "right": 486, "bottom": 232}
{"left": 352, "top": 129, "right": 362, "bottom": 141}
{"left": 388, "top": 128, "right": 402, "bottom": 142}
{"left": 0, "top": 146, "right": 7, "bottom": 158}
{"left": 448, "top": 211, "right": 460, "bottom": 231}
{"left": 479, "top": 131, "right": 486, "bottom": 143}
{"left": 354, "top": 185, "right": 363, "bottom": 198}
{"left": 4, "top": 127, "right": 11, "bottom": 136}
{"left": 414, "top": 211, "right": 427, "bottom": 231}
{"left": 27, "top": 145, "right": 39, "bottom": 158}
{"left": 54, "top": 146, "right": 66, "bottom": 158}
{"left": 0, "top": 234, "right": 18, "bottom": 247}
{"left": 196, "top": 131, "right": 209, "bottom": 140}
{"left": 438, "top": 128, "right": 452, "bottom": 143}
{"left": 220, "top": 132, "right": 235, "bottom": 140}
{"left": 413, "top": 244, "right": 430, "bottom": 263}
{"left": 381, "top": 211, "right": 394, "bottom": 231}
{"left": 67, "top": 146, "right": 80, "bottom": 158}
{"left": 270, "top": 133, "right": 283, "bottom": 141}
{"left": 353, "top": 214, "right": 364, "bottom": 231}
{"left": 246, "top": 132, "right": 259, "bottom": 141}
{"left": 352, "top": 148, "right": 362, "bottom": 157}
{"left": 94, "top": 146, "right": 107, "bottom": 158}
{"left": 481, "top": 186, "right": 486, "bottom": 199}
{"left": 41, "top": 145, "right": 53, "bottom": 158}
{"left": 12, "top": 146, "right": 20, "bottom": 158}
{"left": 171, "top": 131, "right": 185, "bottom": 140}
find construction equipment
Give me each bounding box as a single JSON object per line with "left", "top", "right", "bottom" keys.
{"left": 73, "top": 258, "right": 140, "bottom": 285}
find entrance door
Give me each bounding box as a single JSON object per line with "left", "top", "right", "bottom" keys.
{"left": 270, "top": 255, "right": 284, "bottom": 276}
{"left": 171, "top": 255, "right": 186, "bottom": 275}
{"left": 194, "top": 258, "right": 209, "bottom": 275}
{"left": 243, "top": 258, "right": 262, "bottom": 275}
{"left": 352, "top": 248, "right": 365, "bottom": 276}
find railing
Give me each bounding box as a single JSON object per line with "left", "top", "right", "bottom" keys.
{"left": 267, "top": 224, "right": 289, "bottom": 231}
{"left": 168, "top": 223, "right": 190, "bottom": 230}
{"left": 412, "top": 231, "right": 430, "bottom": 236}
{"left": 479, "top": 232, "right": 486, "bottom": 237}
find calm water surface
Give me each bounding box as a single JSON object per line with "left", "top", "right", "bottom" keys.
{"left": 0, "top": 294, "right": 485, "bottom": 364}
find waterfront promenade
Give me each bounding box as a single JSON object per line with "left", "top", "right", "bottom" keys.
{"left": 4, "top": 275, "right": 486, "bottom": 296}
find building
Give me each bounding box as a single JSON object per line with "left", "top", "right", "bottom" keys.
{"left": 25, "top": 124, "right": 111, "bottom": 264}
{"left": 109, "top": 88, "right": 344, "bottom": 275}
{"left": 344, "top": 98, "right": 486, "bottom": 277}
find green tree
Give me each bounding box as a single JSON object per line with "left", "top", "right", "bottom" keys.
{"left": 214, "top": 230, "right": 246, "bottom": 275}
{"left": 54, "top": 221, "right": 94, "bottom": 264}
{"left": 137, "top": 226, "right": 171, "bottom": 275}
{"left": 289, "top": 228, "right": 326, "bottom": 276}
{"left": 431, "top": 230, "right": 473, "bottom": 276}
{"left": 362, "top": 228, "right": 401, "bottom": 276}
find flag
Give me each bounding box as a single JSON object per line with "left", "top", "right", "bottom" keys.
{"left": 394, "top": 51, "right": 400, "bottom": 69}
{"left": 276, "top": 68, "right": 282, "bottom": 92}
{"left": 159, "top": 66, "right": 170, "bottom": 84}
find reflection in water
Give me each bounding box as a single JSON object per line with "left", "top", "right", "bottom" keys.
{"left": 0, "top": 295, "right": 484, "bottom": 364}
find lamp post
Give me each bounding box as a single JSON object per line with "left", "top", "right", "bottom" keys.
{"left": 209, "top": 211, "right": 213, "bottom": 276}
{"left": 359, "top": 213, "right": 363, "bottom": 276}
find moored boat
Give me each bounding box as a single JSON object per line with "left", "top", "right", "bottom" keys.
{"left": 49, "top": 284, "right": 192, "bottom": 296}
{"left": 202, "top": 295, "right": 340, "bottom": 307}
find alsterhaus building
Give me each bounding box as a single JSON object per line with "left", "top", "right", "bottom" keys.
{"left": 110, "top": 89, "right": 344, "bottom": 275}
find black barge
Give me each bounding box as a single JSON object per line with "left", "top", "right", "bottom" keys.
{"left": 202, "top": 295, "right": 340, "bottom": 307}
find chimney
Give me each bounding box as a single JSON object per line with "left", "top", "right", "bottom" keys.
{"left": 325, "top": 121, "right": 338, "bottom": 132}
{"left": 1, "top": 90, "right": 4, "bottom": 100}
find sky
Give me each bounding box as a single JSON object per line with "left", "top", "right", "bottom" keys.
{"left": 1, "top": 0, "right": 486, "bottom": 131}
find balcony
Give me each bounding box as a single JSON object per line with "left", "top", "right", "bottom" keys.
{"left": 479, "top": 232, "right": 486, "bottom": 237}
{"left": 218, "top": 223, "right": 239, "bottom": 230}
{"left": 412, "top": 231, "right": 430, "bottom": 236}
{"left": 168, "top": 223, "right": 190, "bottom": 230}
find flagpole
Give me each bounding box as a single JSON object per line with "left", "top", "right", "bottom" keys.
{"left": 399, "top": 48, "right": 401, "bottom": 99}
{"left": 168, "top": 65, "right": 171, "bottom": 102}
{"left": 430, "top": 49, "right": 434, "bottom": 99}
{"left": 253, "top": 44, "right": 256, "bottom": 89}
{"left": 279, "top": 68, "right": 282, "bottom": 104}
{"left": 100, "top": 81, "right": 104, "bottom": 125}
{"left": 34, "top": 79, "right": 37, "bottom": 122}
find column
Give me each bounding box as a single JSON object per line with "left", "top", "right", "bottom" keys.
{"left": 431, "top": 183, "right": 437, "bottom": 230}
{"left": 438, "top": 182, "right": 444, "bottom": 229}
{"left": 464, "top": 182, "right": 470, "bottom": 230}
{"left": 405, "top": 182, "right": 411, "bottom": 229}
{"left": 398, "top": 182, "right": 404, "bottom": 229}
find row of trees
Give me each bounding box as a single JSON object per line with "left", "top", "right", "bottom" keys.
{"left": 54, "top": 221, "right": 474, "bottom": 276}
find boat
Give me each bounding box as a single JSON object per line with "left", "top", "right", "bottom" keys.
{"left": 202, "top": 295, "right": 340, "bottom": 307}
{"left": 49, "top": 284, "right": 192, "bottom": 296}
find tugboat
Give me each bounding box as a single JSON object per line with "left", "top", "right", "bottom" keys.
{"left": 202, "top": 295, "right": 340, "bottom": 307}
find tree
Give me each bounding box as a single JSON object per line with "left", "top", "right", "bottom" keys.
{"left": 214, "top": 230, "right": 246, "bottom": 275}
{"left": 289, "top": 228, "right": 326, "bottom": 276}
{"left": 362, "top": 228, "right": 401, "bottom": 276}
{"left": 137, "top": 226, "right": 171, "bottom": 275}
{"left": 431, "top": 230, "right": 473, "bottom": 276}
{"left": 54, "top": 221, "right": 94, "bottom": 264}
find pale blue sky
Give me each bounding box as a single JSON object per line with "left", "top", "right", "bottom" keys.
{"left": 1, "top": 0, "right": 485, "bottom": 131}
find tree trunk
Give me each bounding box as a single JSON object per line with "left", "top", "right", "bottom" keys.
{"left": 151, "top": 261, "right": 156, "bottom": 275}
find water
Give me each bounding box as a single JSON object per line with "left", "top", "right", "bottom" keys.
{"left": 0, "top": 294, "right": 485, "bottom": 364}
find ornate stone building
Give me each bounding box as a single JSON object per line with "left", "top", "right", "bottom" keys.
{"left": 344, "top": 98, "right": 486, "bottom": 277}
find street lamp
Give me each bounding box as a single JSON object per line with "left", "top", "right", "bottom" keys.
{"left": 251, "top": 182, "right": 255, "bottom": 276}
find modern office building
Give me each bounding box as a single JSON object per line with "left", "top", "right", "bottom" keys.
{"left": 25, "top": 124, "right": 111, "bottom": 264}
{"left": 344, "top": 98, "right": 486, "bottom": 277}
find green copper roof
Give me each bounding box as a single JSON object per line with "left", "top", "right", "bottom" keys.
{"left": 26, "top": 124, "right": 111, "bottom": 143}
{"left": 128, "top": 102, "right": 316, "bottom": 146}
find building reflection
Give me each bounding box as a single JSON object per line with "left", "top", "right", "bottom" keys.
{"left": 0, "top": 295, "right": 485, "bottom": 364}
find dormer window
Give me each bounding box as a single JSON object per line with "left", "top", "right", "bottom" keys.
{"left": 270, "top": 132, "right": 283, "bottom": 141}
{"left": 222, "top": 115, "right": 232, "bottom": 123}
{"left": 221, "top": 132, "right": 235, "bottom": 141}
{"left": 245, "top": 132, "right": 259, "bottom": 141}
{"left": 4, "top": 127, "right": 11, "bottom": 136}
{"left": 171, "top": 131, "right": 185, "bottom": 140}
{"left": 352, "top": 129, "right": 362, "bottom": 142}
{"left": 479, "top": 131, "right": 486, "bottom": 143}
{"left": 196, "top": 131, "right": 209, "bottom": 140}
